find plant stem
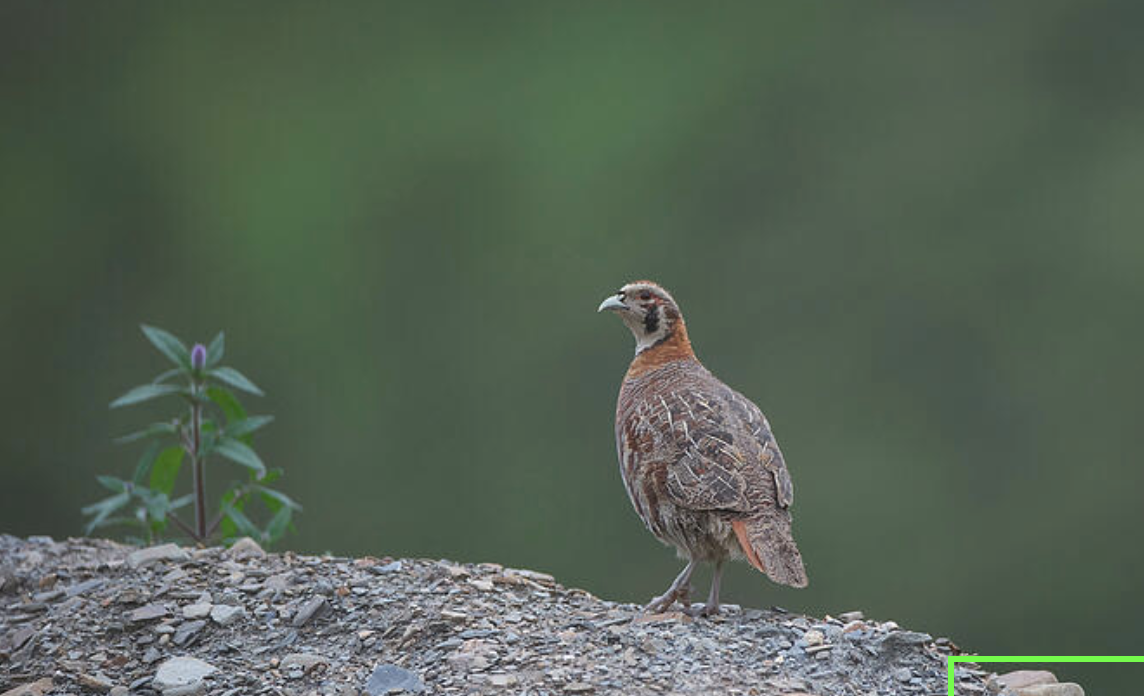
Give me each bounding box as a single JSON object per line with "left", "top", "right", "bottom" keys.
{"left": 168, "top": 513, "right": 198, "bottom": 541}
{"left": 206, "top": 483, "right": 250, "bottom": 537}
{"left": 191, "top": 386, "right": 206, "bottom": 541}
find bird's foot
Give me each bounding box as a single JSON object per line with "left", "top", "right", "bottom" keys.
{"left": 642, "top": 585, "right": 691, "bottom": 614}
{"left": 683, "top": 601, "right": 720, "bottom": 618}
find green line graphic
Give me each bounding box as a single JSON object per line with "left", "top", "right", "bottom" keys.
{"left": 947, "top": 656, "right": 1144, "bottom": 695}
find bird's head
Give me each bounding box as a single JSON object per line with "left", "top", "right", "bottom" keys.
{"left": 597, "top": 280, "right": 690, "bottom": 356}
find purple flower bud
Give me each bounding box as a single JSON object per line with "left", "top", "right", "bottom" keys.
{"left": 191, "top": 343, "right": 207, "bottom": 371}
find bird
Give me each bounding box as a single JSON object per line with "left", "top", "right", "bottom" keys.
{"left": 598, "top": 280, "right": 807, "bottom": 616}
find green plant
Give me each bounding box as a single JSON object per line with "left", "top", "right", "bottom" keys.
{"left": 83, "top": 325, "right": 300, "bottom": 546}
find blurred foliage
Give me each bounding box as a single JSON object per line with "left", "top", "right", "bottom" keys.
{"left": 2, "top": 2, "right": 1143, "bottom": 691}
{"left": 85, "top": 325, "right": 296, "bottom": 546}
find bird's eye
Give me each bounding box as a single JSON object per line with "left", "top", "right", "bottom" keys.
{"left": 640, "top": 291, "right": 652, "bottom": 301}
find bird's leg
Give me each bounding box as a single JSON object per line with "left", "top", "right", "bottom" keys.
{"left": 643, "top": 559, "right": 696, "bottom": 614}
{"left": 694, "top": 559, "right": 724, "bottom": 617}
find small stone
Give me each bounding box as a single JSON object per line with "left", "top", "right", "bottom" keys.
{"left": 143, "top": 647, "right": 163, "bottom": 664}
{"left": 488, "top": 674, "right": 518, "bottom": 687}
{"left": 182, "top": 603, "right": 212, "bottom": 620}
{"left": 838, "top": 610, "right": 864, "bottom": 622}
{"left": 292, "top": 596, "right": 329, "bottom": 627}
{"left": 446, "top": 651, "right": 489, "bottom": 671}
{"left": 9, "top": 626, "right": 34, "bottom": 650}
{"left": 1014, "top": 685, "right": 1084, "bottom": 696}
{"left": 469, "top": 579, "right": 494, "bottom": 592}
{"left": 841, "top": 620, "right": 866, "bottom": 634}
{"left": 127, "top": 544, "right": 189, "bottom": 569}
{"left": 281, "top": 653, "right": 328, "bottom": 670}
{"left": 226, "top": 537, "right": 265, "bottom": 559}
{"left": 0, "top": 678, "right": 53, "bottom": 696}
{"left": 210, "top": 605, "right": 246, "bottom": 626}
{"left": 997, "top": 671, "right": 1058, "bottom": 690}
{"left": 129, "top": 604, "right": 169, "bottom": 622}
{"left": 79, "top": 673, "right": 114, "bottom": 692}
{"left": 802, "top": 629, "right": 824, "bottom": 647}
{"left": 632, "top": 611, "right": 692, "bottom": 625}
{"left": 876, "top": 629, "right": 931, "bottom": 658}
{"left": 893, "top": 667, "right": 912, "bottom": 683}
{"left": 129, "top": 676, "right": 151, "bottom": 690}
{"left": 364, "top": 664, "right": 425, "bottom": 695}
{"left": 66, "top": 579, "right": 106, "bottom": 597}
{"left": 153, "top": 656, "right": 216, "bottom": 691}
{"left": 264, "top": 573, "right": 292, "bottom": 592}
{"left": 505, "top": 567, "right": 556, "bottom": 585}
{"left": 31, "top": 589, "right": 63, "bottom": 603}
{"left": 371, "top": 561, "right": 402, "bottom": 574}
{"left": 564, "top": 683, "right": 594, "bottom": 694}
{"left": 172, "top": 620, "right": 206, "bottom": 646}
{"left": 109, "top": 687, "right": 130, "bottom": 696}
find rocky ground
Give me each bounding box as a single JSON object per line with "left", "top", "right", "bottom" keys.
{"left": 0, "top": 535, "right": 1063, "bottom": 696}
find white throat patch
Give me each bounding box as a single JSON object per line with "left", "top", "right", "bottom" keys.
{"left": 622, "top": 310, "right": 670, "bottom": 355}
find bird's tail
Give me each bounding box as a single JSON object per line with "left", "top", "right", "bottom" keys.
{"left": 731, "top": 515, "right": 808, "bottom": 588}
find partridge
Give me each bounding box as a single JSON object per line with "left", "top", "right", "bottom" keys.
{"left": 598, "top": 280, "right": 807, "bottom": 615}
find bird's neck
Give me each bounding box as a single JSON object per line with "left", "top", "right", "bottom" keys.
{"left": 626, "top": 321, "right": 696, "bottom": 379}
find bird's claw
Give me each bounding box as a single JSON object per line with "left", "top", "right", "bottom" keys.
{"left": 683, "top": 602, "right": 720, "bottom": 618}
{"left": 642, "top": 585, "right": 691, "bottom": 614}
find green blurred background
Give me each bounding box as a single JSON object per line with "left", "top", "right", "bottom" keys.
{"left": 3, "top": 2, "right": 1143, "bottom": 691}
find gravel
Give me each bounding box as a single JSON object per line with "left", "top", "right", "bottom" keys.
{"left": 0, "top": 534, "right": 999, "bottom": 695}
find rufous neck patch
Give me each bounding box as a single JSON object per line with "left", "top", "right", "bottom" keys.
{"left": 625, "top": 322, "right": 696, "bottom": 379}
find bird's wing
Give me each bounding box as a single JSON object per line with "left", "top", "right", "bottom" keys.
{"left": 728, "top": 389, "right": 794, "bottom": 509}
{"left": 660, "top": 385, "right": 793, "bottom": 513}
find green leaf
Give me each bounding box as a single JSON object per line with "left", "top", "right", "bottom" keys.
{"left": 208, "top": 367, "right": 263, "bottom": 396}
{"left": 169, "top": 493, "right": 194, "bottom": 511}
{"left": 100, "top": 516, "right": 139, "bottom": 530}
{"left": 141, "top": 490, "right": 170, "bottom": 523}
{"left": 223, "top": 504, "right": 260, "bottom": 538}
{"left": 131, "top": 440, "right": 163, "bottom": 485}
{"left": 206, "top": 386, "right": 247, "bottom": 423}
{"left": 255, "top": 485, "right": 302, "bottom": 511}
{"left": 150, "top": 446, "right": 185, "bottom": 495}
{"left": 214, "top": 438, "right": 266, "bottom": 479}
{"left": 110, "top": 383, "right": 185, "bottom": 408}
{"left": 199, "top": 432, "right": 217, "bottom": 458}
{"left": 82, "top": 492, "right": 131, "bottom": 533}
{"left": 264, "top": 506, "right": 292, "bottom": 544}
{"left": 152, "top": 368, "right": 183, "bottom": 384}
{"left": 206, "top": 332, "right": 225, "bottom": 367}
{"left": 226, "top": 415, "right": 274, "bottom": 439}
{"left": 141, "top": 324, "right": 191, "bottom": 370}
{"left": 116, "top": 421, "right": 177, "bottom": 445}
{"left": 96, "top": 475, "right": 127, "bottom": 493}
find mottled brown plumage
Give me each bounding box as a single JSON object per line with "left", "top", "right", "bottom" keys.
{"left": 598, "top": 281, "right": 807, "bottom": 615}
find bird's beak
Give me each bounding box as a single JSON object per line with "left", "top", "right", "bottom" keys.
{"left": 597, "top": 295, "right": 627, "bottom": 313}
